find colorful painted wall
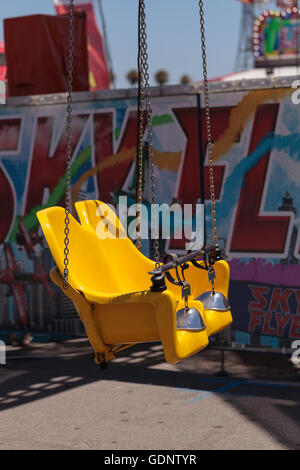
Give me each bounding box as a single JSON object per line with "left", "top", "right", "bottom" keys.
{"left": 0, "top": 84, "right": 299, "bottom": 347}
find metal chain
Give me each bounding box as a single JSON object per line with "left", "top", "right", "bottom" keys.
{"left": 198, "top": 0, "right": 218, "bottom": 246}
{"left": 143, "top": 17, "right": 160, "bottom": 263}
{"left": 137, "top": 0, "right": 160, "bottom": 262}
{"left": 63, "top": 0, "right": 74, "bottom": 288}
{"left": 136, "top": 0, "right": 145, "bottom": 252}
{"left": 147, "top": 128, "right": 160, "bottom": 262}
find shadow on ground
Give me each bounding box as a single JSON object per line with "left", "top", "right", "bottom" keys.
{"left": 1, "top": 339, "right": 300, "bottom": 449}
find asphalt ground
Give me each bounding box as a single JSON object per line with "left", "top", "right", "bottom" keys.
{"left": 0, "top": 339, "right": 299, "bottom": 450}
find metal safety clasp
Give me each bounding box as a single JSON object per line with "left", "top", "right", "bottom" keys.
{"left": 208, "top": 266, "right": 216, "bottom": 293}
{"left": 181, "top": 281, "right": 191, "bottom": 312}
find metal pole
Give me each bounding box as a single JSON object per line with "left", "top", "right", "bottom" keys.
{"left": 215, "top": 349, "right": 229, "bottom": 377}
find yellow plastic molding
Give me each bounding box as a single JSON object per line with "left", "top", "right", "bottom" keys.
{"left": 37, "top": 201, "right": 232, "bottom": 364}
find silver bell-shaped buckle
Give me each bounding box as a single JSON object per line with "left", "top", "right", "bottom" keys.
{"left": 176, "top": 307, "right": 206, "bottom": 331}
{"left": 197, "top": 291, "right": 230, "bottom": 312}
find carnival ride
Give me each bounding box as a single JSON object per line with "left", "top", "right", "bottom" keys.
{"left": 37, "top": 0, "right": 232, "bottom": 367}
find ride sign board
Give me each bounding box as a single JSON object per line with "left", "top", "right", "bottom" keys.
{"left": 0, "top": 78, "right": 299, "bottom": 348}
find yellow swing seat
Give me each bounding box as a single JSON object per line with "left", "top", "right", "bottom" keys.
{"left": 37, "top": 200, "right": 232, "bottom": 365}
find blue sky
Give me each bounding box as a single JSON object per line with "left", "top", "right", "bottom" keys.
{"left": 0, "top": 0, "right": 279, "bottom": 88}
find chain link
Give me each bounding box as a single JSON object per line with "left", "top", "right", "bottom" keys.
{"left": 137, "top": 0, "right": 160, "bottom": 262}
{"left": 64, "top": 0, "right": 74, "bottom": 288}
{"left": 136, "top": 0, "right": 145, "bottom": 252}
{"left": 198, "top": 0, "right": 218, "bottom": 246}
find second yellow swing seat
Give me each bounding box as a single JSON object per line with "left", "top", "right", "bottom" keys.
{"left": 37, "top": 200, "right": 232, "bottom": 365}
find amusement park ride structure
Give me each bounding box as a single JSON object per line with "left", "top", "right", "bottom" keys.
{"left": 235, "top": 0, "right": 273, "bottom": 71}
{"left": 37, "top": 0, "right": 233, "bottom": 367}
{"left": 0, "top": 0, "right": 299, "bottom": 357}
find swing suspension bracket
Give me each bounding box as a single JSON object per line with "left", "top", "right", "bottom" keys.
{"left": 149, "top": 244, "right": 222, "bottom": 292}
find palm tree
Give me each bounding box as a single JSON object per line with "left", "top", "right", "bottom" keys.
{"left": 126, "top": 69, "right": 139, "bottom": 87}
{"left": 180, "top": 74, "right": 191, "bottom": 85}
{"left": 154, "top": 70, "right": 169, "bottom": 87}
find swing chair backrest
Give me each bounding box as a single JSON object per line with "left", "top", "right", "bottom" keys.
{"left": 37, "top": 206, "right": 122, "bottom": 294}
{"left": 37, "top": 202, "right": 155, "bottom": 296}
{"left": 75, "top": 200, "right": 155, "bottom": 290}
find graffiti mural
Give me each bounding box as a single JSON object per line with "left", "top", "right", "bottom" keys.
{"left": 0, "top": 86, "right": 299, "bottom": 347}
